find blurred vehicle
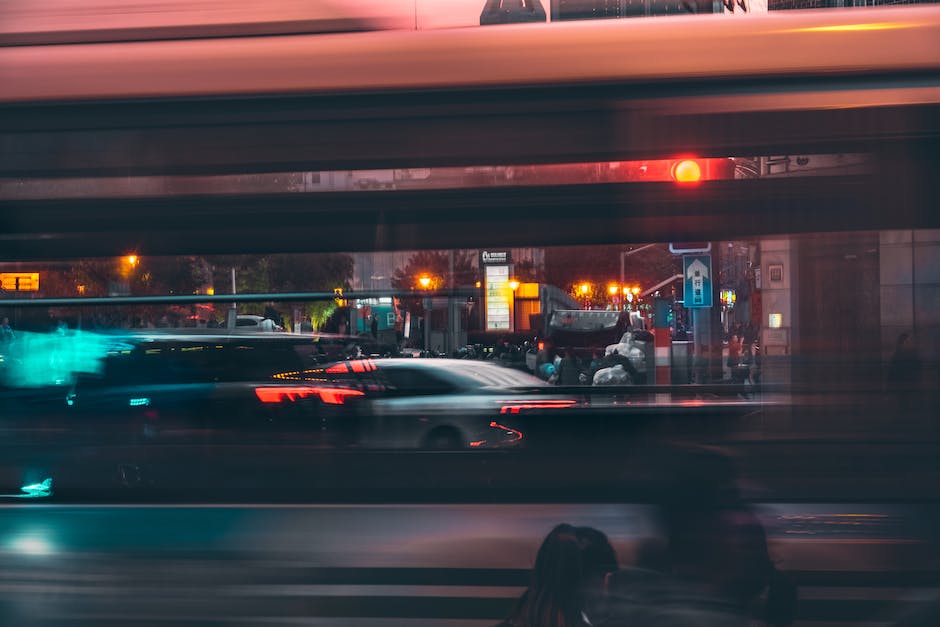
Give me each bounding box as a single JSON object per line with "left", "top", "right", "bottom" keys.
{"left": 36, "top": 331, "right": 402, "bottom": 448}
{"left": 53, "top": 334, "right": 563, "bottom": 451}
{"left": 235, "top": 314, "right": 282, "bottom": 332}
{"left": 305, "top": 358, "right": 570, "bottom": 449}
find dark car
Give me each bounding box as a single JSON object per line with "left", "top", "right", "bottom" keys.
{"left": 61, "top": 331, "right": 368, "bottom": 447}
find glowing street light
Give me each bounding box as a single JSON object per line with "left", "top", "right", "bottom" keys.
{"left": 125, "top": 254, "right": 139, "bottom": 267}
{"left": 608, "top": 284, "right": 620, "bottom": 295}
{"left": 578, "top": 283, "right": 590, "bottom": 295}
{"left": 418, "top": 275, "right": 432, "bottom": 289}
{"left": 508, "top": 278, "right": 520, "bottom": 291}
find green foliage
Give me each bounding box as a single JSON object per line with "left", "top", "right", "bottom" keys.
{"left": 390, "top": 250, "right": 477, "bottom": 290}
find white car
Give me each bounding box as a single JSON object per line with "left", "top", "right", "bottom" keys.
{"left": 307, "top": 359, "right": 574, "bottom": 449}
{"left": 235, "top": 315, "right": 282, "bottom": 332}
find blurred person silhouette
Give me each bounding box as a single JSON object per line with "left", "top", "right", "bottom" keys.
{"left": 556, "top": 348, "right": 582, "bottom": 386}
{"left": 887, "top": 332, "right": 922, "bottom": 418}
{"left": 0, "top": 317, "right": 14, "bottom": 346}
{"left": 497, "top": 524, "right": 618, "bottom": 627}
{"left": 602, "top": 446, "right": 796, "bottom": 627}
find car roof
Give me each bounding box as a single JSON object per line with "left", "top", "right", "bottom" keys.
{"left": 327, "top": 358, "right": 547, "bottom": 388}
{"left": 94, "top": 330, "right": 363, "bottom": 343}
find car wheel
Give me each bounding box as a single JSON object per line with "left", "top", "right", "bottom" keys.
{"left": 423, "top": 427, "right": 463, "bottom": 450}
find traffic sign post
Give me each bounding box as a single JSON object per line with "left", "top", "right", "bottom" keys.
{"left": 683, "top": 255, "right": 713, "bottom": 309}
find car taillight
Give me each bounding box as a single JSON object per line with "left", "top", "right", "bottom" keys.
{"left": 316, "top": 388, "right": 365, "bottom": 405}
{"left": 254, "top": 386, "right": 364, "bottom": 405}
{"left": 325, "top": 359, "right": 377, "bottom": 374}
{"left": 498, "top": 399, "right": 577, "bottom": 414}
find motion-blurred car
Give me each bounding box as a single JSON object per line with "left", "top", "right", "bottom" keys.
{"left": 57, "top": 333, "right": 567, "bottom": 451}
{"left": 57, "top": 331, "right": 387, "bottom": 446}
{"left": 301, "top": 358, "right": 575, "bottom": 449}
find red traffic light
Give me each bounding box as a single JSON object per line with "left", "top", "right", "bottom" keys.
{"left": 671, "top": 159, "right": 702, "bottom": 183}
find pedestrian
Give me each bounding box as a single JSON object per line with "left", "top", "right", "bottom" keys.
{"left": 603, "top": 446, "right": 796, "bottom": 627}
{"left": 370, "top": 315, "right": 379, "bottom": 339}
{"left": 0, "top": 317, "right": 14, "bottom": 346}
{"left": 556, "top": 348, "right": 582, "bottom": 386}
{"left": 888, "top": 332, "right": 921, "bottom": 390}
{"left": 497, "top": 524, "right": 618, "bottom": 627}
{"left": 887, "top": 332, "right": 922, "bottom": 416}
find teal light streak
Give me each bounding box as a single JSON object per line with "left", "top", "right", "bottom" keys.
{"left": 129, "top": 397, "right": 151, "bottom": 407}
{"left": 0, "top": 478, "right": 53, "bottom": 499}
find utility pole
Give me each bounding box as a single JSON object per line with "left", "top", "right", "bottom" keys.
{"left": 227, "top": 267, "right": 237, "bottom": 329}
{"left": 620, "top": 244, "right": 658, "bottom": 290}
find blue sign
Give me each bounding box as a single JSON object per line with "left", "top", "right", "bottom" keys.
{"left": 683, "top": 254, "right": 713, "bottom": 308}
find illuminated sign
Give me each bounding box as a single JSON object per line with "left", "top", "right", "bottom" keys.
{"left": 481, "top": 250, "right": 511, "bottom": 265}
{"left": 0, "top": 272, "right": 40, "bottom": 292}
{"left": 485, "top": 265, "right": 512, "bottom": 331}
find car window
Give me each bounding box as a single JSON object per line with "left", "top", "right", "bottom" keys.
{"left": 382, "top": 367, "right": 458, "bottom": 395}
{"left": 450, "top": 366, "right": 547, "bottom": 389}
{"left": 221, "top": 342, "right": 305, "bottom": 381}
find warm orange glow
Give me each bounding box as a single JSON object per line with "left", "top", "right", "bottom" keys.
{"left": 125, "top": 254, "right": 139, "bottom": 267}
{"left": 608, "top": 284, "right": 619, "bottom": 295}
{"left": 791, "top": 22, "right": 915, "bottom": 33}
{"left": 631, "top": 286, "right": 641, "bottom": 295}
{"left": 671, "top": 160, "right": 702, "bottom": 183}
{"left": 418, "top": 275, "right": 432, "bottom": 289}
{"left": 579, "top": 283, "right": 590, "bottom": 295}
{"left": 0, "top": 272, "right": 40, "bottom": 292}
{"left": 206, "top": 287, "right": 215, "bottom": 295}
{"left": 508, "top": 279, "right": 520, "bottom": 291}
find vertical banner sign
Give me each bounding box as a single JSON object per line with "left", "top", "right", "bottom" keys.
{"left": 683, "top": 255, "right": 713, "bottom": 308}
{"left": 481, "top": 251, "right": 513, "bottom": 332}
{"left": 485, "top": 265, "right": 511, "bottom": 331}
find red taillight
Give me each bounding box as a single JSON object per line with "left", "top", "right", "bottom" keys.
{"left": 317, "top": 387, "right": 365, "bottom": 405}
{"left": 537, "top": 342, "right": 545, "bottom": 351}
{"left": 328, "top": 359, "right": 377, "bottom": 374}
{"left": 254, "top": 386, "right": 364, "bottom": 405}
{"left": 498, "top": 399, "right": 577, "bottom": 414}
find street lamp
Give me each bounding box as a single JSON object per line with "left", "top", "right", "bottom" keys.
{"left": 608, "top": 284, "right": 620, "bottom": 296}
{"left": 577, "top": 282, "right": 591, "bottom": 309}
{"left": 418, "top": 275, "right": 432, "bottom": 289}
{"left": 125, "top": 255, "right": 138, "bottom": 267}
{"left": 508, "top": 278, "right": 520, "bottom": 291}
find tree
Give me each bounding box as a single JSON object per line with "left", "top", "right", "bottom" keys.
{"left": 390, "top": 250, "right": 478, "bottom": 335}
{"left": 206, "top": 253, "right": 354, "bottom": 326}
{"left": 390, "top": 250, "right": 477, "bottom": 291}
